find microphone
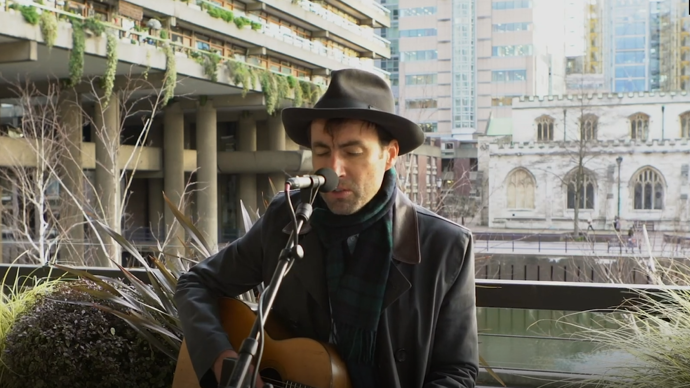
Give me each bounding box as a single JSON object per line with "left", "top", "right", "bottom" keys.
{"left": 286, "top": 168, "right": 339, "bottom": 192}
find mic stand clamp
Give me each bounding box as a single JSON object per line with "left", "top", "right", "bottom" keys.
{"left": 221, "top": 189, "right": 314, "bottom": 388}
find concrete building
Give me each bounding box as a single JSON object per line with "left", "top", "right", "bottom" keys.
{"left": 478, "top": 91, "right": 690, "bottom": 232}
{"left": 476, "top": 0, "right": 567, "bottom": 134}
{"left": 0, "top": 0, "right": 392, "bottom": 263}
{"left": 377, "top": 0, "right": 453, "bottom": 135}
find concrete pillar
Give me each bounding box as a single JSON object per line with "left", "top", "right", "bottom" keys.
{"left": 148, "top": 178, "right": 164, "bottom": 240}
{"left": 58, "top": 90, "right": 84, "bottom": 263}
{"left": 196, "top": 101, "right": 218, "bottom": 251}
{"left": 267, "top": 113, "right": 286, "bottom": 192}
{"left": 164, "top": 102, "right": 185, "bottom": 254}
{"left": 93, "top": 97, "right": 120, "bottom": 267}
{"left": 237, "top": 112, "right": 257, "bottom": 233}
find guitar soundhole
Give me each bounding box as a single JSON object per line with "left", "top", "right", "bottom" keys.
{"left": 260, "top": 368, "right": 282, "bottom": 385}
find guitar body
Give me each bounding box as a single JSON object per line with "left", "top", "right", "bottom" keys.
{"left": 172, "top": 298, "right": 352, "bottom": 388}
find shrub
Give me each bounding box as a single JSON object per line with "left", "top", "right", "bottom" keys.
{"left": 1, "top": 281, "right": 175, "bottom": 388}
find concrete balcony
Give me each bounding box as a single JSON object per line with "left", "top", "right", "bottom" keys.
{"left": 324, "top": 0, "right": 391, "bottom": 28}
{"left": 125, "top": 0, "right": 386, "bottom": 75}
{"left": 0, "top": 137, "right": 313, "bottom": 175}
{"left": 259, "top": 0, "right": 391, "bottom": 59}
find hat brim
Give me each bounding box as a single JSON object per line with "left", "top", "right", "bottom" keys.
{"left": 281, "top": 107, "right": 425, "bottom": 155}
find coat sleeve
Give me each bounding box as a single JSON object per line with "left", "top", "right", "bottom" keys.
{"left": 424, "top": 229, "right": 479, "bottom": 388}
{"left": 174, "top": 205, "right": 269, "bottom": 387}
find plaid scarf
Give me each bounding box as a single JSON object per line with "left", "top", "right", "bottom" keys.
{"left": 310, "top": 168, "right": 397, "bottom": 387}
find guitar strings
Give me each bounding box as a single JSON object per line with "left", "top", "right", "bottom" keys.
{"left": 256, "top": 375, "right": 314, "bottom": 388}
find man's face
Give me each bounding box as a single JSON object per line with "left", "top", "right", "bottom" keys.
{"left": 310, "top": 119, "right": 399, "bottom": 215}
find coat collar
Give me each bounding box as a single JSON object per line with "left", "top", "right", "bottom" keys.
{"left": 281, "top": 189, "right": 419, "bottom": 313}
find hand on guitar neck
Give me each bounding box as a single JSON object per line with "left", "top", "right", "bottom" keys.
{"left": 214, "top": 349, "right": 265, "bottom": 388}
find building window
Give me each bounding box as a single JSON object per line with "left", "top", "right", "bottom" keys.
{"left": 566, "top": 171, "right": 595, "bottom": 210}
{"left": 492, "top": 22, "right": 531, "bottom": 32}
{"left": 400, "top": 6, "right": 436, "bottom": 17}
{"left": 633, "top": 168, "right": 664, "bottom": 210}
{"left": 491, "top": 69, "right": 527, "bottom": 82}
{"left": 629, "top": 113, "right": 649, "bottom": 141}
{"left": 405, "top": 99, "right": 437, "bottom": 109}
{"left": 399, "top": 28, "right": 437, "bottom": 37}
{"left": 681, "top": 111, "right": 690, "bottom": 139}
{"left": 492, "top": 45, "right": 533, "bottom": 57}
{"left": 580, "top": 114, "right": 598, "bottom": 141}
{"left": 492, "top": 0, "right": 531, "bottom": 10}
{"left": 406, "top": 74, "right": 437, "bottom": 85}
{"left": 506, "top": 169, "right": 535, "bottom": 209}
{"left": 419, "top": 122, "right": 438, "bottom": 132}
{"left": 536, "top": 115, "right": 554, "bottom": 142}
{"left": 401, "top": 50, "right": 438, "bottom": 62}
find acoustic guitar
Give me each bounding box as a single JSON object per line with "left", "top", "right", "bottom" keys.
{"left": 172, "top": 297, "right": 352, "bottom": 388}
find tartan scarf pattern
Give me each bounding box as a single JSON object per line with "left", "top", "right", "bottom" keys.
{"left": 310, "top": 168, "right": 397, "bottom": 385}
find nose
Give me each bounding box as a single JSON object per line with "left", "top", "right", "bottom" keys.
{"left": 327, "top": 153, "right": 346, "bottom": 178}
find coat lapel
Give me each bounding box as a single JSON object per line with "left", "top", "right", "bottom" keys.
{"left": 280, "top": 224, "right": 330, "bottom": 313}
{"left": 280, "top": 190, "right": 421, "bottom": 314}
{"left": 382, "top": 190, "right": 420, "bottom": 310}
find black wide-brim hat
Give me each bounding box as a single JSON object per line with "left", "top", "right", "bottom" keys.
{"left": 282, "top": 68, "right": 425, "bottom": 155}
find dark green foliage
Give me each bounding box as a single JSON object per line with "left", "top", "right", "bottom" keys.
{"left": 1, "top": 282, "right": 175, "bottom": 388}
{"left": 18, "top": 6, "right": 39, "bottom": 25}
{"left": 83, "top": 17, "right": 106, "bottom": 36}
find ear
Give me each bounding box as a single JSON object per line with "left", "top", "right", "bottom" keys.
{"left": 384, "top": 139, "right": 399, "bottom": 170}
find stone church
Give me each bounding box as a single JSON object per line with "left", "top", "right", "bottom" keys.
{"left": 478, "top": 92, "right": 690, "bottom": 232}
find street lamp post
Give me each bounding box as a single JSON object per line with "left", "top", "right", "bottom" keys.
{"left": 616, "top": 156, "right": 623, "bottom": 254}
{"left": 616, "top": 156, "right": 623, "bottom": 222}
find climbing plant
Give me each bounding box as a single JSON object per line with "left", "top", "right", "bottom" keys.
{"left": 16, "top": 5, "right": 39, "bottom": 25}
{"left": 83, "top": 17, "right": 105, "bottom": 36}
{"left": 39, "top": 11, "right": 58, "bottom": 49}
{"left": 193, "top": 52, "right": 222, "bottom": 82}
{"left": 259, "top": 70, "right": 278, "bottom": 115}
{"left": 101, "top": 33, "right": 118, "bottom": 106}
{"left": 68, "top": 19, "right": 85, "bottom": 87}
{"left": 163, "top": 44, "right": 177, "bottom": 105}
{"left": 226, "top": 61, "right": 256, "bottom": 97}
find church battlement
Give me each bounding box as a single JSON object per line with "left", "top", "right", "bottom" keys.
{"left": 490, "top": 138, "right": 690, "bottom": 153}
{"left": 514, "top": 91, "right": 690, "bottom": 107}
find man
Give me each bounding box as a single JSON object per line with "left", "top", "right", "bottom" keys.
{"left": 175, "top": 68, "right": 479, "bottom": 388}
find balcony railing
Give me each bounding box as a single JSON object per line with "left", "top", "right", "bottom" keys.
{"left": 197, "top": 0, "right": 389, "bottom": 77}
{"left": 293, "top": 0, "right": 390, "bottom": 48}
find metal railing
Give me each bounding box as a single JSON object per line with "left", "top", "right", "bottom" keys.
{"left": 294, "top": 0, "right": 390, "bottom": 47}
{"left": 196, "top": 0, "right": 387, "bottom": 76}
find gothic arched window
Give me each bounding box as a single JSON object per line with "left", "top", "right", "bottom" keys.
{"left": 630, "top": 113, "right": 650, "bottom": 140}
{"left": 633, "top": 168, "right": 664, "bottom": 210}
{"left": 536, "top": 115, "right": 554, "bottom": 142}
{"left": 566, "top": 170, "right": 596, "bottom": 209}
{"left": 506, "top": 169, "right": 536, "bottom": 209}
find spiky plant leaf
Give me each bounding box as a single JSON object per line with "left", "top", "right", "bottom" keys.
{"left": 163, "top": 191, "right": 213, "bottom": 257}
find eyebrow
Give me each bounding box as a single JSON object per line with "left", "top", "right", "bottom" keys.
{"left": 312, "top": 140, "right": 365, "bottom": 149}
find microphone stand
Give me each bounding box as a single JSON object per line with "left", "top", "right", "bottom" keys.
{"left": 221, "top": 186, "right": 315, "bottom": 388}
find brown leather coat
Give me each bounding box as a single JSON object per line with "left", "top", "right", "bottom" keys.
{"left": 175, "top": 189, "right": 479, "bottom": 388}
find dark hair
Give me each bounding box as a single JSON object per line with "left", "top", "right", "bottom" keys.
{"left": 310, "top": 118, "right": 394, "bottom": 148}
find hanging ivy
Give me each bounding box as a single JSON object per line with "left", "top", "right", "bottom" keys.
{"left": 292, "top": 79, "right": 303, "bottom": 107}
{"left": 259, "top": 70, "right": 278, "bottom": 115}
{"left": 83, "top": 17, "right": 105, "bottom": 36}
{"left": 163, "top": 44, "right": 177, "bottom": 105}
{"left": 101, "top": 33, "right": 118, "bottom": 106}
{"left": 39, "top": 12, "right": 58, "bottom": 49}
{"left": 275, "top": 75, "right": 290, "bottom": 103}
{"left": 68, "top": 19, "right": 85, "bottom": 87}
{"left": 226, "top": 61, "right": 254, "bottom": 97}
{"left": 194, "top": 52, "right": 221, "bottom": 82}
